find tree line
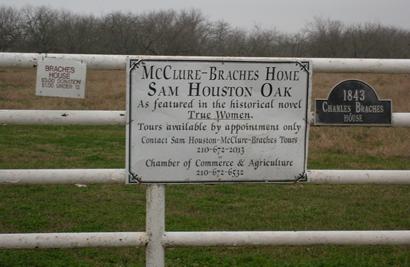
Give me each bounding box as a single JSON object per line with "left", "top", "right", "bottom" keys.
{"left": 1, "top": 5, "right": 409, "bottom": 58}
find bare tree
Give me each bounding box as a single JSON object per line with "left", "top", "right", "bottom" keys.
{"left": 345, "top": 23, "right": 410, "bottom": 58}
{"left": 304, "top": 17, "right": 346, "bottom": 57}
{"left": 137, "top": 10, "right": 177, "bottom": 55}
{"left": 21, "top": 6, "right": 60, "bottom": 52}
{"left": 207, "top": 21, "right": 231, "bottom": 55}
{"left": 98, "top": 12, "right": 140, "bottom": 54}
{"left": 275, "top": 33, "right": 307, "bottom": 57}
{"left": 0, "top": 5, "right": 409, "bottom": 58}
{"left": 245, "top": 26, "right": 282, "bottom": 56}
{"left": 206, "top": 21, "right": 248, "bottom": 56}
{"left": 0, "top": 6, "right": 23, "bottom": 51}
{"left": 137, "top": 9, "right": 209, "bottom": 55}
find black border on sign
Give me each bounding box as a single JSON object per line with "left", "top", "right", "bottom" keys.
{"left": 127, "top": 58, "right": 311, "bottom": 184}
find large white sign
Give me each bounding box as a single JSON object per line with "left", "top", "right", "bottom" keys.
{"left": 36, "top": 57, "right": 86, "bottom": 99}
{"left": 127, "top": 57, "right": 311, "bottom": 183}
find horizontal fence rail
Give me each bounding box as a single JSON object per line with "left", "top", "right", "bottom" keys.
{"left": 1, "top": 231, "right": 409, "bottom": 249}
{"left": 1, "top": 110, "right": 410, "bottom": 127}
{"left": 0, "top": 110, "right": 126, "bottom": 125}
{"left": 2, "top": 53, "right": 410, "bottom": 73}
{"left": 0, "top": 169, "right": 409, "bottom": 185}
{"left": 306, "top": 170, "right": 410, "bottom": 184}
{"left": 0, "top": 169, "right": 125, "bottom": 184}
{"left": 0, "top": 232, "right": 148, "bottom": 249}
{"left": 163, "top": 231, "right": 410, "bottom": 247}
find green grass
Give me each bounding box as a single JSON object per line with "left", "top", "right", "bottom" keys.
{"left": 0, "top": 125, "right": 409, "bottom": 266}
{"left": 0, "top": 125, "right": 125, "bottom": 169}
{"left": 309, "top": 151, "right": 410, "bottom": 170}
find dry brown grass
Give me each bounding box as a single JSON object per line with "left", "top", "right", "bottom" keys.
{"left": 0, "top": 69, "right": 126, "bottom": 110}
{"left": 311, "top": 73, "right": 410, "bottom": 158}
{"left": 1, "top": 69, "right": 409, "bottom": 111}
{"left": 0, "top": 68, "right": 409, "bottom": 159}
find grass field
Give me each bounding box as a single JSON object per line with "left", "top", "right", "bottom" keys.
{"left": 0, "top": 69, "right": 409, "bottom": 266}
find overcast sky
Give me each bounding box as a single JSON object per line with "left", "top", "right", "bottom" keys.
{"left": 1, "top": 0, "right": 410, "bottom": 33}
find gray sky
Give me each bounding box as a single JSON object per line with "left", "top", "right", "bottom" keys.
{"left": 2, "top": 0, "right": 410, "bottom": 33}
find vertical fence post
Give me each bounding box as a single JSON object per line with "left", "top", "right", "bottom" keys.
{"left": 146, "top": 184, "right": 165, "bottom": 267}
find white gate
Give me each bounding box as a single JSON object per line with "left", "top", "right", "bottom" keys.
{"left": 0, "top": 53, "right": 410, "bottom": 267}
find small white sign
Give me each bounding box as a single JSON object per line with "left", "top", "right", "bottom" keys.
{"left": 36, "top": 57, "right": 87, "bottom": 99}
{"left": 127, "top": 57, "right": 311, "bottom": 184}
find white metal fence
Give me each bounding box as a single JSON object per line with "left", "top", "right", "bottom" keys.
{"left": 0, "top": 53, "right": 410, "bottom": 267}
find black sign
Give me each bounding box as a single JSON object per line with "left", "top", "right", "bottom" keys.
{"left": 315, "top": 80, "right": 391, "bottom": 125}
